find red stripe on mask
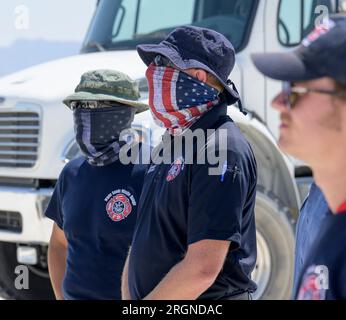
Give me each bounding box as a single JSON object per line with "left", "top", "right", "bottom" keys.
{"left": 146, "top": 64, "right": 173, "bottom": 129}
{"left": 162, "top": 67, "right": 186, "bottom": 125}
{"left": 162, "top": 67, "right": 175, "bottom": 112}
{"left": 188, "top": 107, "right": 202, "bottom": 117}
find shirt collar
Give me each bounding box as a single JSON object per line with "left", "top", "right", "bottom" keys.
{"left": 336, "top": 200, "right": 346, "bottom": 214}
{"left": 189, "top": 101, "right": 228, "bottom": 132}
{"left": 161, "top": 101, "right": 228, "bottom": 142}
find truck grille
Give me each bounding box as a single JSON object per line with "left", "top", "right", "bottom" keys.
{"left": 0, "top": 210, "right": 22, "bottom": 233}
{"left": 0, "top": 112, "right": 40, "bottom": 168}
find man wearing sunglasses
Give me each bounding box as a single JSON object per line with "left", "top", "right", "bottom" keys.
{"left": 122, "top": 26, "right": 258, "bottom": 300}
{"left": 252, "top": 14, "right": 346, "bottom": 299}
{"left": 45, "top": 70, "right": 149, "bottom": 300}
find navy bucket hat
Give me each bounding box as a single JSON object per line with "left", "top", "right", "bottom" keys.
{"left": 251, "top": 14, "right": 346, "bottom": 85}
{"left": 137, "top": 26, "right": 243, "bottom": 109}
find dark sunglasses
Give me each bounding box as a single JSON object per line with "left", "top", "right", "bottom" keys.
{"left": 153, "top": 55, "right": 176, "bottom": 68}
{"left": 70, "top": 100, "right": 115, "bottom": 110}
{"left": 282, "top": 81, "right": 346, "bottom": 109}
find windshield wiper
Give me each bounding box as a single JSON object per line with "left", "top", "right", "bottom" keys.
{"left": 84, "top": 41, "right": 106, "bottom": 52}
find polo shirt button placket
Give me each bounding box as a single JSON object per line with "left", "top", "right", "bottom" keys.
{"left": 153, "top": 165, "right": 163, "bottom": 183}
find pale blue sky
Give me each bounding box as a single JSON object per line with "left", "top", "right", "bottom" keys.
{"left": 0, "top": 0, "right": 96, "bottom": 46}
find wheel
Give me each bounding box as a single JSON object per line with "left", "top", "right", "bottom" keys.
{"left": 252, "top": 191, "right": 295, "bottom": 300}
{"left": 0, "top": 241, "right": 54, "bottom": 300}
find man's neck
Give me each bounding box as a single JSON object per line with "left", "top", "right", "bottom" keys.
{"left": 313, "top": 156, "right": 346, "bottom": 213}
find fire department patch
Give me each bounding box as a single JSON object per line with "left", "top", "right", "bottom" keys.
{"left": 166, "top": 157, "right": 185, "bottom": 182}
{"left": 104, "top": 189, "right": 136, "bottom": 222}
{"left": 297, "top": 265, "right": 328, "bottom": 300}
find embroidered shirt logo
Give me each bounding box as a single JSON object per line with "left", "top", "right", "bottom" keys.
{"left": 166, "top": 157, "right": 185, "bottom": 182}
{"left": 297, "top": 265, "right": 329, "bottom": 300}
{"left": 104, "top": 189, "right": 136, "bottom": 222}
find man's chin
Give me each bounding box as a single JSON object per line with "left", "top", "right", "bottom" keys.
{"left": 278, "top": 135, "right": 294, "bottom": 155}
{"left": 278, "top": 136, "right": 304, "bottom": 160}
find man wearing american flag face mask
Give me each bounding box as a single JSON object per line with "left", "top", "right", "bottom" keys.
{"left": 146, "top": 54, "right": 224, "bottom": 136}
{"left": 122, "top": 26, "right": 258, "bottom": 300}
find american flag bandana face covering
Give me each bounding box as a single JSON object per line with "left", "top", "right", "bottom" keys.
{"left": 73, "top": 106, "right": 135, "bottom": 166}
{"left": 146, "top": 64, "right": 220, "bottom": 135}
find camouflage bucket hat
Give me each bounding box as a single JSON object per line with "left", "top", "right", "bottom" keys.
{"left": 63, "top": 69, "right": 148, "bottom": 113}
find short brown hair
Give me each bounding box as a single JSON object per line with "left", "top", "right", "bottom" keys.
{"left": 335, "top": 81, "right": 346, "bottom": 101}
{"left": 206, "top": 73, "right": 224, "bottom": 92}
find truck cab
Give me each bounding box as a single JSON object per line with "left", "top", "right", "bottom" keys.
{"left": 0, "top": 0, "right": 342, "bottom": 300}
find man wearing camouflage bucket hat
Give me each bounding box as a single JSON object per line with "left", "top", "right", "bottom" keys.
{"left": 45, "top": 70, "right": 149, "bottom": 300}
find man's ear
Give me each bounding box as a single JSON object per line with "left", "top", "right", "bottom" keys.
{"left": 195, "top": 70, "right": 207, "bottom": 83}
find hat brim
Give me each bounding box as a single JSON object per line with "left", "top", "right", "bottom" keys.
{"left": 137, "top": 43, "right": 240, "bottom": 105}
{"left": 251, "top": 51, "right": 321, "bottom": 82}
{"left": 63, "top": 91, "right": 148, "bottom": 113}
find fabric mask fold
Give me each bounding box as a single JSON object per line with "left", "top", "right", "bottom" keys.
{"left": 73, "top": 106, "right": 135, "bottom": 166}
{"left": 146, "top": 64, "right": 220, "bottom": 135}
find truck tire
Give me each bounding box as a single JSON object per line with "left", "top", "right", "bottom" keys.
{"left": 0, "top": 241, "right": 54, "bottom": 300}
{"left": 252, "top": 191, "right": 295, "bottom": 300}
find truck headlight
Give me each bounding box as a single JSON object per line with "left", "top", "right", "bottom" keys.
{"left": 61, "top": 140, "right": 82, "bottom": 164}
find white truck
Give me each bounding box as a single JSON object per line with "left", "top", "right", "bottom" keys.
{"left": 0, "top": 0, "right": 342, "bottom": 300}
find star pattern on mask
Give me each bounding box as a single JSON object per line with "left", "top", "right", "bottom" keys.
{"left": 176, "top": 78, "right": 217, "bottom": 107}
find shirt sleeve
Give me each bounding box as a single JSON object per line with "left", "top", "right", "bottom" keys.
{"left": 187, "top": 149, "right": 256, "bottom": 249}
{"left": 45, "top": 171, "right": 65, "bottom": 230}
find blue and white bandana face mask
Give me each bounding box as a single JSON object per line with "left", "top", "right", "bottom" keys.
{"left": 73, "top": 105, "right": 135, "bottom": 166}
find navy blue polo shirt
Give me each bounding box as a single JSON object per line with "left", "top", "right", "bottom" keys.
{"left": 294, "top": 209, "right": 346, "bottom": 300}
{"left": 292, "top": 183, "right": 331, "bottom": 295}
{"left": 128, "top": 103, "right": 258, "bottom": 300}
{"left": 45, "top": 155, "right": 148, "bottom": 300}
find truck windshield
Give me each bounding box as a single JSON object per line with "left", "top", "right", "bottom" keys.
{"left": 81, "top": 0, "right": 258, "bottom": 53}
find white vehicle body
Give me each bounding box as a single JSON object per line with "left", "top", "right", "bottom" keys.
{"left": 0, "top": 0, "right": 341, "bottom": 299}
